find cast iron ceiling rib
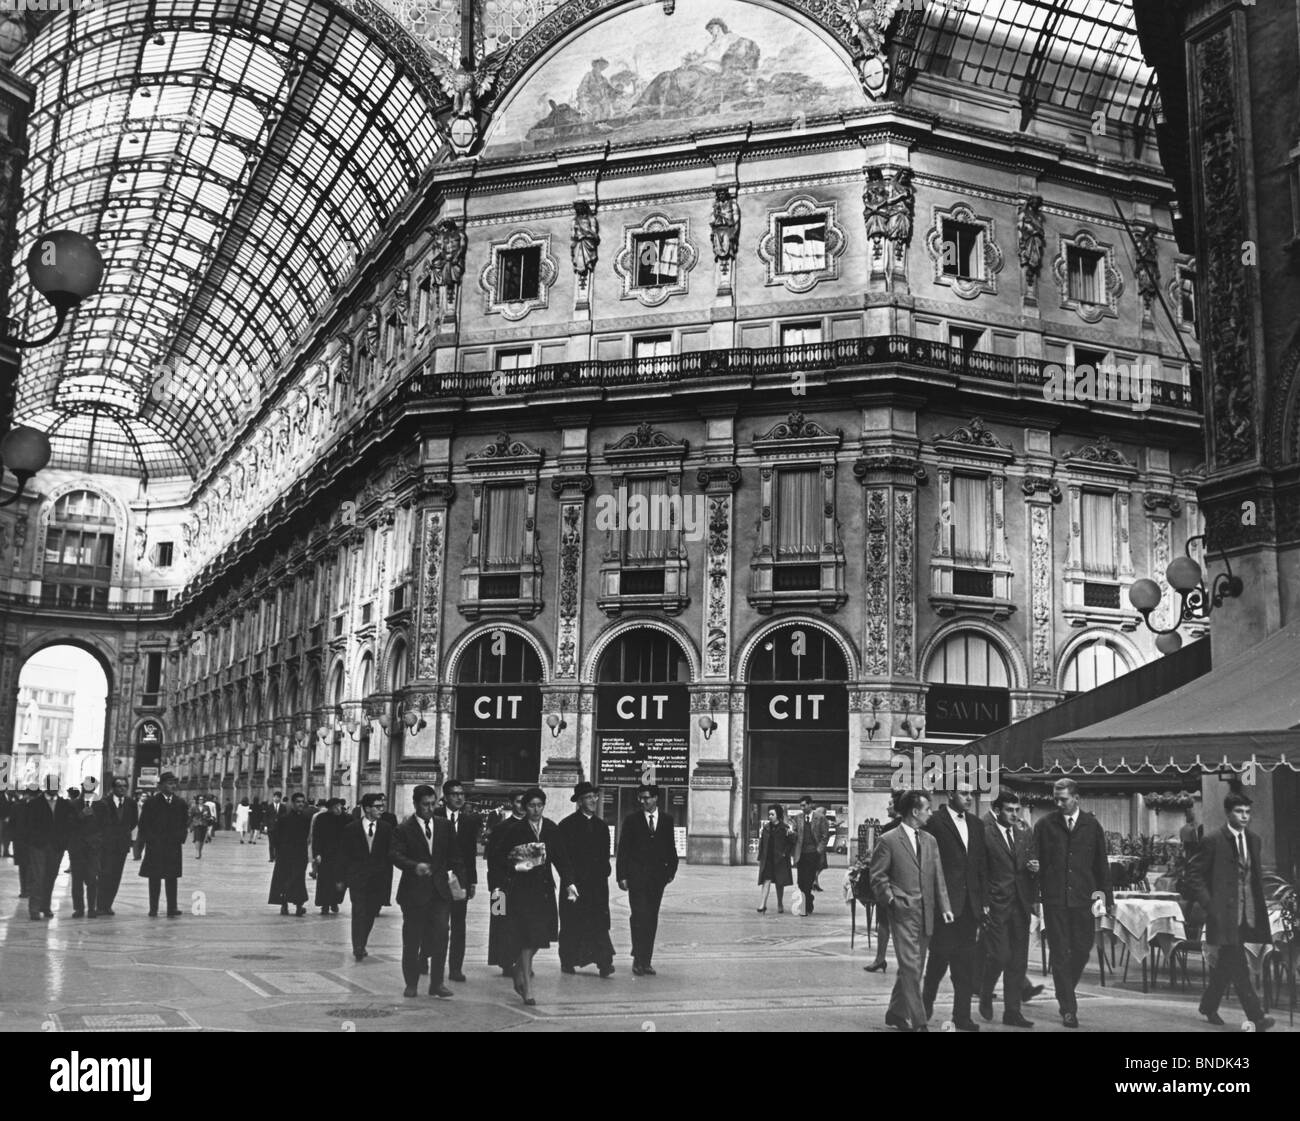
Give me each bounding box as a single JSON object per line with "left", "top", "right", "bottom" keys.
{"left": 1017, "top": 0, "right": 1068, "bottom": 131}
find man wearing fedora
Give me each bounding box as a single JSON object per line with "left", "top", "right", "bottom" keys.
{"left": 138, "top": 772, "right": 189, "bottom": 917}
{"left": 616, "top": 783, "right": 678, "bottom": 976}
{"left": 558, "top": 781, "right": 616, "bottom": 978}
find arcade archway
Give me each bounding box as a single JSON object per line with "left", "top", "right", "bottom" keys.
{"left": 9, "top": 645, "right": 110, "bottom": 792}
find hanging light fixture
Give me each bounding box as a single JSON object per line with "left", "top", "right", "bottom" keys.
{"left": 3, "top": 230, "right": 105, "bottom": 348}
{"left": 0, "top": 426, "right": 53, "bottom": 507}
{"left": 1129, "top": 534, "right": 1243, "bottom": 653}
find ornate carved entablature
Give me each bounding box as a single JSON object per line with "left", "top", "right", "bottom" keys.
{"left": 930, "top": 418, "right": 1014, "bottom": 465}
{"left": 467, "top": 433, "right": 544, "bottom": 469}
{"left": 604, "top": 422, "right": 688, "bottom": 461}
{"left": 923, "top": 200, "right": 1005, "bottom": 300}
{"left": 1052, "top": 228, "right": 1125, "bottom": 323}
{"left": 1060, "top": 435, "right": 1138, "bottom": 481}
{"left": 852, "top": 454, "right": 928, "bottom": 485}
{"left": 756, "top": 194, "right": 847, "bottom": 294}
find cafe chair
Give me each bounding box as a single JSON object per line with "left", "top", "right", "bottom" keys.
{"left": 1163, "top": 937, "right": 1207, "bottom": 991}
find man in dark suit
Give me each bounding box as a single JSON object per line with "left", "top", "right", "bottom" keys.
{"left": 978, "top": 791, "right": 1037, "bottom": 1027}
{"left": 66, "top": 787, "right": 103, "bottom": 918}
{"left": 265, "top": 790, "right": 288, "bottom": 862}
{"left": 433, "top": 779, "right": 480, "bottom": 983}
{"left": 616, "top": 783, "right": 678, "bottom": 976}
{"left": 921, "top": 783, "right": 987, "bottom": 1031}
{"left": 137, "top": 773, "right": 190, "bottom": 917}
{"left": 95, "top": 776, "right": 138, "bottom": 915}
{"left": 339, "top": 792, "right": 396, "bottom": 961}
{"left": 24, "top": 785, "right": 73, "bottom": 920}
{"left": 13, "top": 786, "right": 39, "bottom": 899}
{"left": 1187, "top": 791, "right": 1274, "bottom": 1030}
{"left": 791, "top": 794, "right": 830, "bottom": 915}
{"left": 391, "top": 784, "right": 466, "bottom": 999}
{"left": 1033, "top": 777, "right": 1111, "bottom": 1028}
{"left": 558, "top": 781, "right": 616, "bottom": 977}
{"left": 870, "top": 789, "right": 953, "bottom": 1031}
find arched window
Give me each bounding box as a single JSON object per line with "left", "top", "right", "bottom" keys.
{"left": 454, "top": 630, "right": 543, "bottom": 784}
{"left": 925, "top": 631, "right": 1011, "bottom": 688}
{"left": 42, "top": 489, "right": 116, "bottom": 607}
{"left": 1061, "top": 639, "right": 1133, "bottom": 693}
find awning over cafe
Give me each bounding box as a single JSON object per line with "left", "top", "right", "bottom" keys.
{"left": 1044, "top": 621, "right": 1300, "bottom": 774}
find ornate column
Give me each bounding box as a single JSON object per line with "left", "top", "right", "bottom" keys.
{"left": 1023, "top": 470, "right": 1062, "bottom": 692}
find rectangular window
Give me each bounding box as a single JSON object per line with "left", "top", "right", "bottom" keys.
{"left": 776, "top": 468, "right": 822, "bottom": 557}
{"left": 949, "top": 326, "right": 983, "bottom": 355}
{"left": 144, "top": 653, "right": 163, "bottom": 694}
{"left": 497, "top": 246, "right": 542, "bottom": 302}
{"left": 495, "top": 347, "right": 534, "bottom": 370}
{"left": 952, "top": 474, "right": 990, "bottom": 564}
{"left": 44, "top": 528, "right": 61, "bottom": 567}
{"left": 1074, "top": 346, "right": 1108, "bottom": 372}
{"left": 778, "top": 218, "right": 828, "bottom": 273}
{"left": 153, "top": 589, "right": 170, "bottom": 608}
{"left": 155, "top": 541, "right": 174, "bottom": 567}
{"left": 417, "top": 281, "right": 430, "bottom": 328}
{"left": 1081, "top": 491, "right": 1116, "bottom": 578}
{"left": 1067, "top": 246, "right": 1104, "bottom": 304}
{"left": 782, "top": 323, "right": 823, "bottom": 348}
{"left": 623, "top": 476, "right": 670, "bottom": 561}
{"left": 482, "top": 484, "right": 526, "bottom": 567}
{"left": 634, "top": 233, "right": 681, "bottom": 288}
{"left": 633, "top": 336, "right": 673, "bottom": 361}
{"left": 942, "top": 220, "right": 983, "bottom": 280}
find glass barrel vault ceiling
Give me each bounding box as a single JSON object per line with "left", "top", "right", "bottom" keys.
{"left": 9, "top": 0, "right": 444, "bottom": 480}
{"left": 7, "top": 0, "right": 1155, "bottom": 482}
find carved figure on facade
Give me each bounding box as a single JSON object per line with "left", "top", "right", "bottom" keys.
{"left": 862, "top": 167, "right": 890, "bottom": 258}
{"left": 835, "top": 0, "right": 902, "bottom": 98}
{"left": 1133, "top": 222, "right": 1160, "bottom": 316}
{"left": 429, "top": 218, "right": 469, "bottom": 317}
{"left": 1016, "top": 194, "right": 1045, "bottom": 290}
{"left": 394, "top": 267, "right": 411, "bottom": 328}
{"left": 885, "top": 168, "right": 915, "bottom": 260}
{"left": 430, "top": 51, "right": 509, "bottom": 158}
{"left": 571, "top": 200, "right": 600, "bottom": 280}
{"left": 710, "top": 186, "right": 740, "bottom": 267}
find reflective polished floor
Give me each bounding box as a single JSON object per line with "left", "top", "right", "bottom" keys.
{"left": 0, "top": 834, "right": 1291, "bottom": 1033}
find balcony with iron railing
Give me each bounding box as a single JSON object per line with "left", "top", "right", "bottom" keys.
{"left": 0, "top": 591, "right": 174, "bottom": 618}
{"left": 407, "top": 336, "right": 1203, "bottom": 413}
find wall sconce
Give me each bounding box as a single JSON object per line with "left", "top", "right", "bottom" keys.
{"left": 294, "top": 729, "right": 308, "bottom": 749}
{"left": 546, "top": 713, "right": 567, "bottom": 738}
{"left": 1129, "top": 533, "right": 1243, "bottom": 654}
{"left": 401, "top": 694, "right": 432, "bottom": 736}
{"left": 340, "top": 703, "right": 369, "bottom": 742}
{"left": 865, "top": 696, "right": 882, "bottom": 741}
{"left": 3, "top": 230, "right": 105, "bottom": 348}
{"left": 698, "top": 714, "right": 717, "bottom": 740}
{"left": 378, "top": 710, "right": 392, "bottom": 732}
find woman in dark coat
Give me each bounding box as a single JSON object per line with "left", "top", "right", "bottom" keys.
{"left": 310, "top": 798, "right": 349, "bottom": 913}
{"left": 486, "top": 791, "right": 526, "bottom": 975}
{"left": 756, "top": 803, "right": 795, "bottom": 913}
{"left": 268, "top": 793, "right": 311, "bottom": 915}
{"left": 491, "top": 787, "right": 575, "bottom": 1006}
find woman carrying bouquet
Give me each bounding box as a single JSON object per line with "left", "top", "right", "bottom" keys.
{"left": 491, "top": 786, "right": 576, "bottom": 1006}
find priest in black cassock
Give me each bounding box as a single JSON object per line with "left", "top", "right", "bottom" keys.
{"left": 557, "top": 782, "right": 616, "bottom": 977}
{"left": 268, "top": 792, "right": 312, "bottom": 916}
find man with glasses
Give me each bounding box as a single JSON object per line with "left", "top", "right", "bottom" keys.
{"left": 434, "top": 779, "right": 481, "bottom": 983}
{"left": 616, "top": 784, "right": 678, "bottom": 977}
{"left": 95, "top": 777, "right": 138, "bottom": 916}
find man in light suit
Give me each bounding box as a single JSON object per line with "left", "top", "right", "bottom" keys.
{"left": 791, "top": 795, "right": 830, "bottom": 915}
{"left": 391, "top": 784, "right": 466, "bottom": 999}
{"left": 922, "top": 783, "right": 987, "bottom": 1031}
{"left": 1187, "top": 791, "right": 1274, "bottom": 1031}
{"left": 978, "top": 791, "right": 1037, "bottom": 1027}
{"left": 616, "top": 783, "right": 678, "bottom": 976}
{"left": 869, "top": 789, "right": 953, "bottom": 1032}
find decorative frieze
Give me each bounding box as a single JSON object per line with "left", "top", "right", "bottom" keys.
{"left": 1029, "top": 504, "right": 1053, "bottom": 686}
{"left": 864, "top": 488, "right": 889, "bottom": 676}
{"left": 415, "top": 508, "right": 446, "bottom": 681}
{"left": 892, "top": 490, "right": 914, "bottom": 677}
{"left": 555, "top": 501, "right": 584, "bottom": 680}
{"left": 704, "top": 493, "right": 732, "bottom": 678}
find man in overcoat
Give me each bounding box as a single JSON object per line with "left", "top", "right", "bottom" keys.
{"left": 558, "top": 781, "right": 615, "bottom": 977}
{"left": 137, "top": 773, "right": 190, "bottom": 917}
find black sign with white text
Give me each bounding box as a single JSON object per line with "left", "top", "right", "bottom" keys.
{"left": 925, "top": 684, "right": 1011, "bottom": 735}
{"left": 454, "top": 686, "right": 542, "bottom": 729}
{"left": 746, "top": 684, "right": 848, "bottom": 730}
{"left": 595, "top": 684, "right": 689, "bottom": 728}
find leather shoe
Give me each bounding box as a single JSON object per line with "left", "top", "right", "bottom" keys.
{"left": 884, "top": 1010, "right": 909, "bottom": 1031}
{"left": 430, "top": 985, "right": 453, "bottom": 999}
{"left": 641, "top": 965, "right": 657, "bottom": 976}
{"left": 631, "top": 964, "right": 646, "bottom": 976}
{"left": 166, "top": 910, "right": 182, "bottom": 918}
{"left": 353, "top": 950, "right": 368, "bottom": 962}
{"left": 1022, "top": 984, "right": 1044, "bottom": 1002}
{"left": 102, "top": 909, "right": 115, "bottom": 916}
{"left": 863, "top": 960, "right": 889, "bottom": 973}
{"left": 1003, "top": 1014, "right": 1034, "bottom": 1028}
{"left": 978, "top": 996, "right": 994, "bottom": 1022}
{"left": 1201, "top": 1010, "right": 1225, "bottom": 1026}
{"left": 87, "top": 910, "right": 98, "bottom": 918}
{"left": 952, "top": 1019, "right": 980, "bottom": 1032}
{"left": 403, "top": 986, "right": 419, "bottom": 998}
{"left": 448, "top": 971, "right": 466, "bottom": 982}
{"left": 599, "top": 965, "right": 615, "bottom": 978}
{"left": 1254, "top": 1016, "right": 1274, "bottom": 1032}
{"left": 72, "top": 911, "right": 85, "bottom": 918}
{"left": 1062, "top": 1012, "right": 1079, "bottom": 1028}
{"left": 147, "top": 911, "right": 158, "bottom": 918}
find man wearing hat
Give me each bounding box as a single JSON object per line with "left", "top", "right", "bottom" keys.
{"left": 95, "top": 776, "right": 138, "bottom": 915}
{"left": 13, "top": 786, "right": 40, "bottom": 899}
{"left": 558, "top": 781, "right": 616, "bottom": 978}
{"left": 616, "top": 783, "right": 678, "bottom": 976}
{"left": 137, "top": 772, "right": 189, "bottom": 917}
{"left": 66, "top": 786, "right": 104, "bottom": 917}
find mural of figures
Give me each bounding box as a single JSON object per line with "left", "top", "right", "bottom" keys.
{"left": 486, "top": 1, "right": 862, "bottom": 156}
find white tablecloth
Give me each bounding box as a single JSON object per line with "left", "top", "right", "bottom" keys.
{"left": 1102, "top": 898, "right": 1186, "bottom": 963}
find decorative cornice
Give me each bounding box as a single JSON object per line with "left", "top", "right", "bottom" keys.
{"left": 930, "top": 416, "right": 1012, "bottom": 451}
{"left": 604, "top": 422, "right": 687, "bottom": 454}
{"left": 753, "top": 410, "right": 843, "bottom": 443}
{"left": 853, "top": 455, "right": 928, "bottom": 484}
{"left": 467, "top": 432, "right": 542, "bottom": 463}
{"left": 1061, "top": 435, "right": 1136, "bottom": 469}
{"left": 1142, "top": 491, "right": 1184, "bottom": 516}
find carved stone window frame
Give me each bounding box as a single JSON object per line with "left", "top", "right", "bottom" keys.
{"left": 459, "top": 434, "right": 544, "bottom": 620}
{"left": 756, "top": 194, "right": 847, "bottom": 294}
{"left": 923, "top": 201, "right": 1005, "bottom": 300}
{"left": 612, "top": 212, "right": 699, "bottom": 307}
{"left": 478, "top": 231, "right": 559, "bottom": 321}
{"left": 748, "top": 412, "right": 845, "bottom": 614}
{"left": 1059, "top": 439, "right": 1139, "bottom": 628}
{"left": 1052, "top": 229, "right": 1125, "bottom": 323}
{"left": 596, "top": 424, "right": 691, "bottom": 617}
{"left": 926, "top": 420, "right": 1015, "bottom": 619}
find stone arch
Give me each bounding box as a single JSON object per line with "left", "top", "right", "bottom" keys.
{"left": 446, "top": 622, "right": 553, "bottom": 683}
{"left": 733, "top": 614, "right": 859, "bottom": 682}
{"left": 379, "top": 627, "right": 411, "bottom": 691}
{"left": 1055, "top": 627, "right": 1144, "bottom": 692}
{"left": 31, "top": 481, "right": 129, "bottom": 585}
{"left": 582, "top": 615, "right": 699, "bottom": 684}
{"left": 917, "top": 618, "right": 1028, "bottom": 691}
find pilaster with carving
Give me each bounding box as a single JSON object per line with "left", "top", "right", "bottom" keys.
{"left": 550, "top": 474, "right": 593, "bottom": 680}
{"left": 698, "top": 468, "right": 739, "bottom": 679}
{"left": 413, "top": 484, "right": 455, "bottom": 684}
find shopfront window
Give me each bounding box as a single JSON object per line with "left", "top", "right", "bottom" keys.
{"left": 454, "top": 630, "right": 542, "bottom": 786}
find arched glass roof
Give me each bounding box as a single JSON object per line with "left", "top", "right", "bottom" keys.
{"left": 9, "top": 0, "right": 445, "bottom": 479}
